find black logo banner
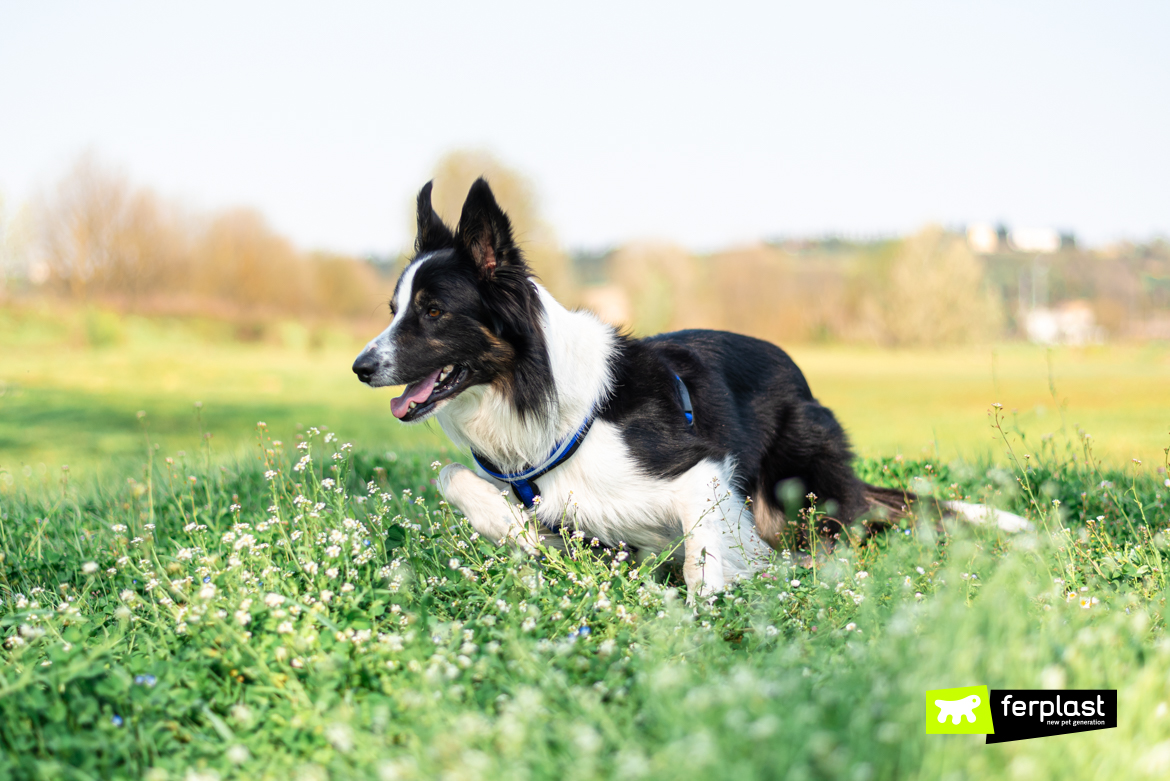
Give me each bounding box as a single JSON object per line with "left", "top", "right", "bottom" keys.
{"left": 986, "top": 689, "right": 1117, "bottom": 744}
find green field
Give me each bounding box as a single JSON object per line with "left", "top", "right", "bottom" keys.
{"left": 3, "top": 309, "right": 1170, "bottom": 778}
{"left": 1, "top": 424, "right": 1167, "bottom": 778}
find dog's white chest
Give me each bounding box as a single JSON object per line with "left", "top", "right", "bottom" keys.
{"left": 526, "top": 421, "right": 683, "bottom": 551}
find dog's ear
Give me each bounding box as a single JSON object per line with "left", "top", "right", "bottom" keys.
{"left": 457, "top": 178, "right": 520, "bottom": 279}
{"left": 415, "top": 181, "right": 454, "bottom": 254}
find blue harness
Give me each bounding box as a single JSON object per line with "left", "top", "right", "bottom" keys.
{"left": 473, "top": 374, "right": 694, "bottom": 508}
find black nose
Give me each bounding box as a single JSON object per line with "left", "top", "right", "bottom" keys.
{"left": 352, "top": 351, "right": 379, "bottom": 383}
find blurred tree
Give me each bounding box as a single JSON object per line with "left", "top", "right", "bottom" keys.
{"left": 604, "top": 242, "right": 707, "bottom": 335}
{"left": 425, "top": 150, "right": 576, "bottom": 303}
{"left": 853, "top": 226, "right": 1003, "bottom": 346}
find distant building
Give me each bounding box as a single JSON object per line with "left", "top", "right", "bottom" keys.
{"left": 1008, "top": 228, "right": 1061, "bottom": 254}
{"left": 1025, "top": 300, "right": 1102, "bottom": 345}
{"left": 966, "top": 223, "right": 999, "bottom": 254}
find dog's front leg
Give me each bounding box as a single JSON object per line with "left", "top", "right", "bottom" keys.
{"left": 438, "top": 463, "right": 542, "bottom": 551}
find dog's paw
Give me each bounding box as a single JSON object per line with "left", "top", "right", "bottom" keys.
{"left": 438, "top": 462, "right": 471, "bottom": 497}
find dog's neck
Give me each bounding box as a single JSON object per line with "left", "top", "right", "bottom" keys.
{"left": 437, "top": 283, "right": 616, "bottom": 471}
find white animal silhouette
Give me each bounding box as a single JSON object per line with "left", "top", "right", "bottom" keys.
{"left": 935, "top": 694, "right": 981, "bottom": 724}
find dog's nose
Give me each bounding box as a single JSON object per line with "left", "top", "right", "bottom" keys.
{"left": 352, "top": 351, "right": 379, "bottom": 384}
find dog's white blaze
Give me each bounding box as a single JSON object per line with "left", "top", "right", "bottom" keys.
{"left": 361, "top": 253, "right": 436, "bottom": 382}
{"left": 437, "top": 283, "right": 616, "bottom": 469}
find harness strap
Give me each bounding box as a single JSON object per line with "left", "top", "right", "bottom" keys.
{"left": 472, "top": 412, "right": 596, "bottom": 509}
{"left": 674, "top": 374, "right": 694, "bottom": 427}
{"left": 473, "top": 374, "right": 696, "bottom": 509}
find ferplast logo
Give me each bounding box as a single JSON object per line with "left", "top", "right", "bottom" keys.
{"left": 925, "top": 685, "right": 994, "bottom": 735}
{"left": 925, "top": 686, "right": 1117, "bottom": 742}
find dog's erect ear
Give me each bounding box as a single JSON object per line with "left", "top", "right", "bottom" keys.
{"left": 415, "top": 181, "right": 454, "bottom": 254}
{"left": 457, "top": 178, "right": 520, "bottom": 279}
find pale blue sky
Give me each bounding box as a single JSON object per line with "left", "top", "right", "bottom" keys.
{"left": 1, "top": 1, "right": 1167, "bottom": 254}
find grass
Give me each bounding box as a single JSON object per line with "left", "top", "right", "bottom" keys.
{"left": 3, "top": 306, "right": 1170, "bottom": 778}
{"left": 0, "top": 409, "right": 1168, "bottom": 779}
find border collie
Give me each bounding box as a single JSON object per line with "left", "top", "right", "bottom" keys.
{"left": 353, "top": 179, "right": 1027, "bottom": 600}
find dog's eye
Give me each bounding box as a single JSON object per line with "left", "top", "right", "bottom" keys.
{"left": 426, "top": 306, "right": 442, "bottom": 319}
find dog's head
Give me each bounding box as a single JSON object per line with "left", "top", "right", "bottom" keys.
{"left": 353, "top": 179, "right": 552, "bottom": 423}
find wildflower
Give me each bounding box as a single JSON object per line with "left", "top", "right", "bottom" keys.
{"left": 264, "top": 470, "right": 277, "bottom": 481}
{"left": 291, "top": 658, "right": 304, "bottom": 668}
{"left": 320, "top": 590, "right": 334, "bottom": 603}
{"left": 133, "top": 674, "right": 157, "bottom": 687}
{"left": 844, "top": 622, "right": 857, "bottom": 632}
{"left": 431, "top": 461, "right": 442, "bottom": 470}
{"left": 599, "top": 639, "right": 616, "bottom": 655}
{"left": 303, "top": 561, "right": 319, "bottom": 575}
{"left": 325, "top": 545, "right": 341, "bottom": 558}
{"left": 111, "top": 715, "right": 124, "bottom": 727}
{"left": 199, "top": 583, "right": 217, "bottom": 600}
{"left": 120, "top": 589, "right": 137, "bottom": 604}
{"left": 277, "top": 621, "right": 294, "bottom": 634}
{"left": 326, "top": 567, "right": 339, "bottom": 579}
{"left": 235, "top": 610, "right": 251, "bottom": 626}
{"left": 791, "top": 579, "right": 801, "bottom": 587}
{"left": 264, "top": 593, "right": 285, "bottom": 608}
{"left": 111, "top": 524, "right": 127, "bottom": 533}
{"left": 916, "top": 567, "right": 925, "bottom": 575}
{"left": 1079, "top": 596, "right": 1099, "bottom": 609}
{"left": 226, "top": 744, "right": 250, "bottom": 764}
{"left": 82, "top": 562, "right": 99, "bottom": 575}
{"left": 855, "top": 571, "right": 869, "bottom": 580}
{"left": 522, "top": 617, "right": 537, "bottom": 632}
{"left": 764, "top": 625, "right": 779, "bottom": 637}
{"left": 341, "top": 582, "right": 355, "bottom": 593}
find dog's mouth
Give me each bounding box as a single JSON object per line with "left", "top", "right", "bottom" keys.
{"left": 390, "top": 364, "right": 469, "bottom": 421}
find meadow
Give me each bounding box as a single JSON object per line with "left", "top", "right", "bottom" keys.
{"left": 3, "top": 304, "right": 1168, "bottom": 487}
{"left": 2, "top": 307, "right": 1170, "bottom": 779}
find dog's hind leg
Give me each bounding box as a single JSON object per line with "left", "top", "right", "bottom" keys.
{"left": 438, "top": 463, "right": 543, "bottom": 551}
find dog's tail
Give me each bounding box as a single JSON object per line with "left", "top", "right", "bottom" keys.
{"left": 860, "top": 483, "right": 1031, "bottom": 534}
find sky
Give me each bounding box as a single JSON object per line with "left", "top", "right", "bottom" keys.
{"left": 1, "top": 1, "right": 1167, "bottom": 255}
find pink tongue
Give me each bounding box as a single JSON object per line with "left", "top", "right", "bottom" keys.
{"left": 391, "top": 368, "right": 443, "bottom": 419}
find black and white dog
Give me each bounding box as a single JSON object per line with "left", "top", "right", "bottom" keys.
{"left": 353, "top": 180, "right": 1026, "bottom": 599}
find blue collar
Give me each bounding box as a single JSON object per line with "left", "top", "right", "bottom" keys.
{"left": 471, "top": 374, "right": 694, "bottom": 509}
{"left": 472, "top": 411, "right": 597, "bottom": 509}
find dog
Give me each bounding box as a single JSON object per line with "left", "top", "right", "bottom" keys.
{"left": 353, "top": 179, "right": 1027, "bottom": 600}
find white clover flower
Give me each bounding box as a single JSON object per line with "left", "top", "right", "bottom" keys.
{"left": 338, "top": 582, "right": 355, "bottom": 593}
{"left": 323, "top": 567, "right": 338, "bottom": 579}
{"left": 120, "top": 589, "right": 137, "bottom": 603}
{"left": 303, "top": 561, "right": 319, "bottom": 575}
{"left": 855, "top": 571, "right": 869, "bottom": 580}
{"left": 790, "top": 579, "right": 801, "bottom": 587}
{"left": 235, "top": 610, "right": 252, "bottom": 626}
{"left": 521, "top": 617, "right": 536, "bottom": 632}
{"left": 199, "top": 583, "right": 217, "bottom": 600}
{"left": 277, "top": 621, "right": 294, "bottom": 634}
{"left": 320, "top": 590, "right": 334, "bottom": 603}
{"left": 82, "top": 562, "right": 99, "bottom": 575}
{"left": 325, "top": 545, "right": 341, "bottom": 558}
{"left": 264, "top": 593, "right": 285, "bottom": 608}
